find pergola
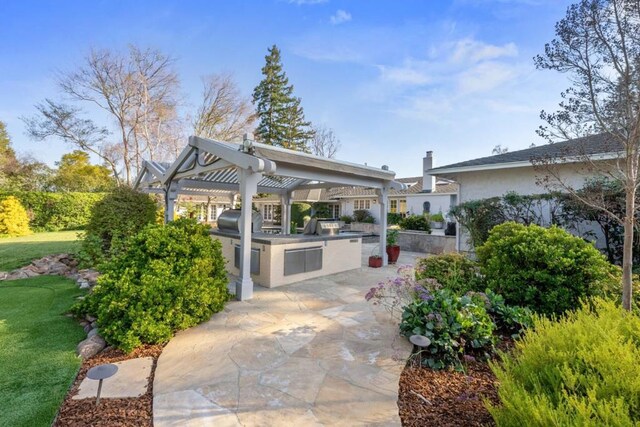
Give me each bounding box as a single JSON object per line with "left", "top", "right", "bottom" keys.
{"left": 134, "top": 135, "right": 404, "bottom": 300}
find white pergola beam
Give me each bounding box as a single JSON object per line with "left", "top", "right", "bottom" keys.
{"left": 172, "top": 159, "right": 234, "bottom": 181}
{"left": 190, "top": 136, "right": 276, "bottom": 174}
{"left": 177, "top": 178, "right": 287, "bottom": 195}
{"left": 274, "top": 165, "right": 387, "bottom": 189}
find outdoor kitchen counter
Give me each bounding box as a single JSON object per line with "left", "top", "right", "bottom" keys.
{"left": 210, "top": 229, "right": 363, "bottom": 288}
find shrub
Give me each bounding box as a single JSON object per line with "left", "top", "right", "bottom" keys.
{"left": 387, "top": 212, "right": 403, "bottom": 225}
{"left": 0, "top": 191, "right": 106, "bottom": 231}
{"left": 415, "top": 253, "right": 483, "bottom": 294}
{"left": 430, "top": 212, "right": 445, "bottom": 222}
{"left": 400, "top": 288, "right": 496, "bottom": 370}
{"left": 488, "top": 299, "right": 640, "bottom": 425}
{"left": 312, "top": 202, "right": 331, "bottom": 218}
{"left": 291, "top": 203, "right": 311, "bottom": 227}
{"left": 386, "top": 229, "right": 399, "bottom": 246}
{"left": 339, "top": 215, "right": 353, "bottom": 224}
{"left": 80, "top": 186, "right": 158, "bottom": 265}
{"left": 399, "top": 214, "right": 431, "bottom": 232}
{"left": 74, "top": 219, "right": 230, "bottom": 352}
{"left": 476, "top": 222, "right": 618, "bottom": 316}
{"left": 0, "top": 196, "right": 31, "bottom": 237}
{"left": 353, "top": 209, "right": 375, "bottom": 223}
{"left": 468, "top": 290, "right": 533, "bottom": 337}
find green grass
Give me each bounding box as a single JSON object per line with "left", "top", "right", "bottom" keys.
{"left": 0, "top": 231, "right": 81, "bottom": 271}
{"left": 0, "top": 276, "right": 86, "bottom": 427}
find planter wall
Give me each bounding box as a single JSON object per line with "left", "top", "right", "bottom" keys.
{"left": 350, "top": 222, "right": 380, "bottom": 234}
{"left": 397, "top": 231, "right": 455, "bottom": 255}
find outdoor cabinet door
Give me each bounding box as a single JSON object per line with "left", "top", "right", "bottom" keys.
{"left": 284, "top": 248, "right": 306, "bottom": 276}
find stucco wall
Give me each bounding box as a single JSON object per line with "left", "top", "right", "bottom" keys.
{"left": 406, "top": 194, "right": 455, "bottom": 217}
{"left": 397, "top": 231, "right": 456, "bottom": 254}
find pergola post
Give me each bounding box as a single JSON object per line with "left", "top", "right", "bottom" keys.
{"left": 237, "top": 168, "right": 261, "bottom": 301}
{"left": 377, "top": 186, "right": 389, "bottom": 265}
{"left": 281, "top": 191, "right": 292, "bottom": 234}
{"left": 165, "top": 181, "right": 178, "bottom": 223}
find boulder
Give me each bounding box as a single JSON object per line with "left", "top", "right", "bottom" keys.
{"left": 83, "top": 324, "right": 92, "bottom": 334}
{"left": 76, "top": 335, "right": 106, "bottom": 359}
{"left": 87, "top": 328, "right": 100, "bottom": 338}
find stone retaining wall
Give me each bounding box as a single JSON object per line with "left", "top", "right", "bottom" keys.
{"left": 349, "top": 222, "right": 380, "bottom": 234}
{"left": 397, "top": 231, "right": 456, "bottom": 255}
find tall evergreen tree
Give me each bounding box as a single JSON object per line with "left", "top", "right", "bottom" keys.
{"left": 252, "top": 45, "right": 314, "bottom": 151}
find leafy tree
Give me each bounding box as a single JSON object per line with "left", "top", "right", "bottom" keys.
{"left": 0, "top": 196, "right": 31, "bottom": 237}
{"left": 0, "top": 122, "right": 52, "bottom": 191}
{"left": 533, "top": 0, "right": 640, "bottom": 310}
{"left": 0, "top": 121, "right": 18, "bottom": 177}
{"left": 51, "top": 150, "right": 114, "bottom": 192}
{"left": 252, "top": 45, "right": 314, "bottom": 151}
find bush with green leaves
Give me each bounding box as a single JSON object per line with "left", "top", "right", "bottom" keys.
{"left": 430, "top": 212, "right": 445, "bottom": 222}
{"left": 387, "top": 212, "right": 403, "bottom": 225}
{"left": 339, "top": 215, "right": 352, "bottom": 224}
{"left": 399, "top": 214, "right": 431, "bottom": 232}
{"left": 353, "top": 209, "right": 375, "bottom": 223}
{"left": 476, "top": 222, "right": 617, "bottom": 316}
{"left": 74, "top": 219, "right": 230, "bottom": 352}
{"left": 80, "top": 186, "right": 158, "bottom": 265}
{"left": 469, "top": 290, "right": 533, "bottom": 337}
{"left": 0, "top": 191, "right": 106, "bottom": 231}
{"left": 400, "top": 288, "right": 496, "bottom": 370}
{"left": 415, "top": 253, "right": 483, "bottom": 294}
{"left": 0, "top": 196, "right": 31, "bottom": 237}
{"left": 291, "top": 203, "right": 311, "bottom": 227}
{"left": 488, "top": 299, "right": 640, "bottom": 425}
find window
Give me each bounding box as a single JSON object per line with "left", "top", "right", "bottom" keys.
{"left": 263, "top": 204, "right": 274, "bottom": 221}
{"left": 331, "top": 204, "right": 340, "bottom": 218}
{"left": 209, "top": 205, "right": 218, "bottom": 221}
{"left": 354, "top": 199, "right": 371, "bottom": 210}
{"left": 399, "top": 199, "right": 407, "bottom": 214}
{"left": 390, "top": 200, "right": 398, "bottom": 213}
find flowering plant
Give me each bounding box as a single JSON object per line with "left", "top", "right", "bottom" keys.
{"left": 365, "top": 265, "right": 440, "bottom": 320}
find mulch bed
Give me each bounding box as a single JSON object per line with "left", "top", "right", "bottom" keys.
{"left": 398, "top": 359, "right": 499, "bottom": 427}
{"left": 398, "top": 336, "right": 516, "bottom": 427}
{"left": 53, "top": 344, "right": 164, "bottom": 427}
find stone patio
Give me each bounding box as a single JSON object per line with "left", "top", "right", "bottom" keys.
{"left": 153, "top": 244, "right": 423, "bottom": 426}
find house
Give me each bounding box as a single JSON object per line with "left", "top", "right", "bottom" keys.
{"left": 428, "top": 133, "right": 621, "bottom": 251}
{"left": 180, "top": 151, "right": 458, "bottom": 227}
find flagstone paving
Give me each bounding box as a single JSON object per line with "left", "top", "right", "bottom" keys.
{"left": 154, "top": 245, "right": 423, "bottom": 426}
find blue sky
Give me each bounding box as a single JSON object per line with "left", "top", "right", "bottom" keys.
{"left": 0, "top": 0, "right": 574, "bottom": 177}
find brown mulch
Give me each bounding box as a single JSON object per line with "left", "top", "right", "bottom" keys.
{"left": 53, "top": 344, "right": 165, "bottom": 427}
{"left": 398, "top": 357, "right": 501, "bottom": 427}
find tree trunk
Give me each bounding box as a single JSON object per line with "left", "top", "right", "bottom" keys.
{"left": 622, "top": 187, "right": 635, "bottom": 311}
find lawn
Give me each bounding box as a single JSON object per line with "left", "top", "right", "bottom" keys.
{"left": 0, "top": 231, "right": 81, "bottom": 271}
{"left": 0, "top": 276, "right": 86, "bottom": 427}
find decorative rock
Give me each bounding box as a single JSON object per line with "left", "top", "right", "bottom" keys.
{"left": 86, "top": 315, "right": 97, "bottom": 322}
{"left": 87, "top": 328, "right": 100, "bottom": 338}
{"left": 90, "top": 321, "right": 98, "bottom": 329}
{"left": 76, "top": 335, "right": 106, "bottom": 359}
{"left": 83, "top": 324, "right": 93, "bottom": 334}
{"left": 79, "top": 320, "right": 89, "bottom": 327}
{"left": 78, "top": 281, "right": 90, "bottom": 289}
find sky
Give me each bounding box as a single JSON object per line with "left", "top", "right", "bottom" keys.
{"left": 0, "top": 0, "right": 575, "bottom": 178}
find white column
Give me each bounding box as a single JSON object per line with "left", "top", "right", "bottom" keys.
{"left": 377, "top": 186, "right": 389, "bottom": 265}
{"left": 281, "top": 191, "right": 292, "bottom": 234}
{"left": 237, "top": 168, "right": 261, "bottom": 301}
{"left": 165, "top": 181, "right": 178, "bottom": 223}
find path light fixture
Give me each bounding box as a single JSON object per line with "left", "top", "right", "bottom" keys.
{"left": 86, "top": 363, "right": 118, "bottom": 406}
{"left": 409, "top": 334, "right": 431, "bottom": 365}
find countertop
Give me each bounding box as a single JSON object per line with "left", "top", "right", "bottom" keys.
{"left": 210, "top": 229, "right": 363, "bottom": 246}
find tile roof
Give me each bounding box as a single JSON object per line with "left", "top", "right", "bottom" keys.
{"left": 429, "top": 133, "right": 621, "bottom": 173}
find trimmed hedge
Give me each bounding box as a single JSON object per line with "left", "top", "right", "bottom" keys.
{"left": 415, "top": 253, "right": 483, "bottom": 294}
{"left": 0, "top": 191, "right": 106, "bottom": 231}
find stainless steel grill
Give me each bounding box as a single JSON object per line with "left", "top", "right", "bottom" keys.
{"left": 217, "top": 209, "right": 263, "bottom": 233}
{"left": 303, "top": 218, "right": 340, "bottom": 236}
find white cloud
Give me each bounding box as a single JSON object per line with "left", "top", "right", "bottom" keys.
{"left": 457, "top": 61, "right": 518, "bottom": 94}
{"left": 330, "top": 9, "right": 352, "bottom": 25}
{"left": 450, "top": 38, "right": 518, "bottom": 63}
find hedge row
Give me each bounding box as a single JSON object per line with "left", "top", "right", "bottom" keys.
{"left": 0, "top": 191, "right": 106, "bottom": 231}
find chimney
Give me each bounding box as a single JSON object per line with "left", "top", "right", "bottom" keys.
{"left": 423, "top": 151, "right": 436, "bottom": 192}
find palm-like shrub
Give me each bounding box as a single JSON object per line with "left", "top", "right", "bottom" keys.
{"left": 0, "top": 196, "right": 31, "bottom": 237}
{"left": 75, "top": 219, "right": 230, "bottom": 352}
